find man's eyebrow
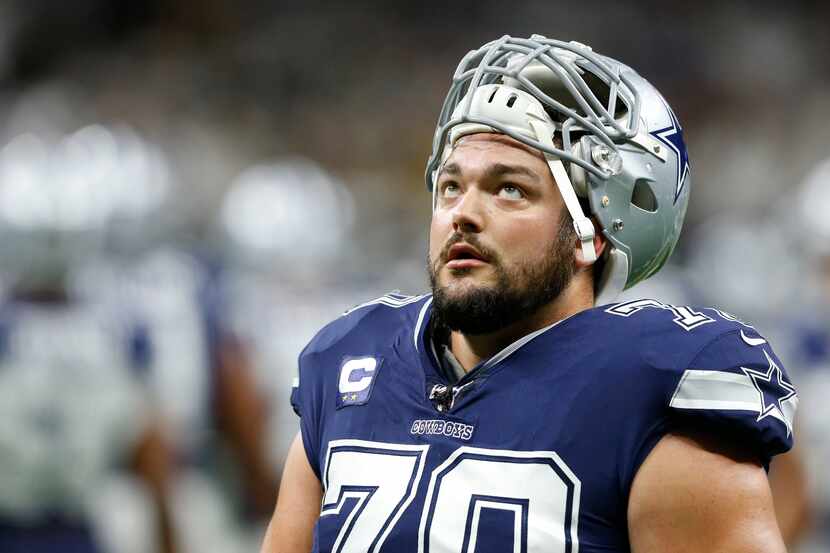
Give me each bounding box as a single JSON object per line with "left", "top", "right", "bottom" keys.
{"left": 438, "top": 162, "right": 541, "bottom": 182}
{"left": 486, "top": 163, "right": 541, "bottom": 182}
{"left": 440, "top": 162, "right": 462, "bottom": 177}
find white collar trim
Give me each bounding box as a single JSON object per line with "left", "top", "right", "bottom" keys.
{"left": 479, "top": 317, "right": 567, "bottom": 372}
{"left": 424, "top": 305, "right": 577, "bottom": 376}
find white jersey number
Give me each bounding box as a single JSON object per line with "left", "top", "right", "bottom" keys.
{"left": 606, "top": 299, "right": 715, "bottom": 331}
{"left": 322, "top": 440, "right": 581, "bottom": 553}
{"left": 321, "top": 441, "right": 429, "bottom": 553}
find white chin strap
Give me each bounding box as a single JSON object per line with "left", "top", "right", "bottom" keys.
{"left": 528, "top": 120, "right": 597, "bottom": 264}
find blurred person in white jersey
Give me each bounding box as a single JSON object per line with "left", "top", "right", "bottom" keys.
{"left": 103, "top": 243, "right": 281, "bottom": 553}
{"left": 163, "top": 157, "right": 366, "bottom": 548}
{"left": 75, "top": 162, "right": 344, "bottom": 552}
{"left": 773, "top": 157, "right": 830, "bottom": 553}
{"left": 0, "top": 127, "right": 178, "bottom": 553}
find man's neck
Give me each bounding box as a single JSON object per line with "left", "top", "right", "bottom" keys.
{"left": 449, "top": 277, "right": 595, "bottom": 372}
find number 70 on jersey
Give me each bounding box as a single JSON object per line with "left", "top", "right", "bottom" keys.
{"left": 321, "top": 439, "right": 581, "bottom": 553}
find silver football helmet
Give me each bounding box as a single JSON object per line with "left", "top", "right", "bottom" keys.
{"left": 426, "top": 34, "right": 691, "bottom": 304}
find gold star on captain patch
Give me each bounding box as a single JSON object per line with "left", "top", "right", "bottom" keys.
{"left": 341, "top": 394, "right": 348, "bottom": 401}
{"left": 350, "top": 393, "right": 358, "bottom": 401}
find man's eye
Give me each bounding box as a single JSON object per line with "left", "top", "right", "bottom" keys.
{"left": 498, "top": 184, "right": 524, "bottom": 200}
{"left": 441, "top": 182, "right": 461, "bottom": 198}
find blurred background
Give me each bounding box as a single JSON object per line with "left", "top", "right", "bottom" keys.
{"left": 0, "top": 1, "right": 827, "bottom": 552}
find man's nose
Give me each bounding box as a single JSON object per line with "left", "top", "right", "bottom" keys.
{"left": 451, "top": 187, "right": 486, "bottom": 233}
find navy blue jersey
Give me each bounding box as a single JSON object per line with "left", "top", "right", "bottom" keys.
{"left": 291, "top": 294, "right": 797, "bottom": 553}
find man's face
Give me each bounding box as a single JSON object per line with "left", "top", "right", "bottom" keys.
{"left": 427, "top": 133, "right": 576, "bottom": 335}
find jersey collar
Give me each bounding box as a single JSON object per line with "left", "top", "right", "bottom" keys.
{"left": 414, "top": 296, "right": 580, "bottom": 383}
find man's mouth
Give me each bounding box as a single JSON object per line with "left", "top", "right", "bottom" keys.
{"left": 445, "top": 243, "right": 489, "bottom": 270}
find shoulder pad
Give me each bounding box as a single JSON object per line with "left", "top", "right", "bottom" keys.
{"left": 605, "top": 298, "right": 750, "bottom": 334}
{"left": 301, "top": 292, "right": 430, "bottom": 359}
{"left": 605, "top": 299, "right": 796, "bottom": 460}
{"left": 604, "top": 299, "right": 759, "bottom": 368}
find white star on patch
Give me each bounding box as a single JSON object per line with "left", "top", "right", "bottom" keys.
{"left": 741, "top": 350, "right": 797, "bottom": 437}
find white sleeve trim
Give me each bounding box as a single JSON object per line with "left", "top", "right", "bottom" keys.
{"left": 669, "top": 369, "right": 796, "bottom": 430}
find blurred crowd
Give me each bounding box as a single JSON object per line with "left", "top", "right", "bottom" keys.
{"left": 0, "top": 1, "right": 828, "bottom": 552}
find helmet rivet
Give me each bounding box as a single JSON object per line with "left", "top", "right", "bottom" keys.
{"left": 591, "top": 145, "right": 622, "bottom": 174}
{"left": 612, "top": 219, "right": 624, "bottom": 232}
{"left": 601, "top": 195, "right": 610, "bottom": 207}
{"left": 653, "top": 145, "right": 661, "bottom": 154}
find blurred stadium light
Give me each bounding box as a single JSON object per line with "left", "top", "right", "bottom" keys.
{"left": 218, "top": 157, "right": 354, "bottom": 275}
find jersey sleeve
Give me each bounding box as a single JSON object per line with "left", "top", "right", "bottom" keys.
{"left": 666, "top": 328, "right": 797, "bottom": 464}
{"left": 600, "top": 304, "right": 799, "bottom": 496}
{"left": 290, "top": 346, "right": 324, "bottom": 479}
{"left": 286, "top": 301, "right": 384, "bottom": 480}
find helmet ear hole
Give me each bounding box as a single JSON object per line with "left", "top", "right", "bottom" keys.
{"left": 631, "top": 179, "right": 658, "bottom": 212}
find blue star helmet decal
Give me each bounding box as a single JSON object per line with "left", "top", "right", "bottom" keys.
{"left": 741, "top": 350, "right": 798, "bottom": 437}
{"left": 650, "top": 99, "right": 690, "bottom": 204}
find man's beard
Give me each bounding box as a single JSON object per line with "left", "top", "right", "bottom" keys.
{"left": 428, "top": 215, "right": 576, "bottom": 335}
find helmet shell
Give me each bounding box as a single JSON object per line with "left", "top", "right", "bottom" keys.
{"left": 426, "top": 35, "right": 691, "bottom": 300}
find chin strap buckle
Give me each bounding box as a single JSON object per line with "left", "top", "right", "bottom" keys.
{"left": 573, "top": 216, "right": 597, "bottom": 263}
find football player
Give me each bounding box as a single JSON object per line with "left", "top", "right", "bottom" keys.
{"left": 0, "top": 127, "right": 178, "bottom": 553}
{"left": 261, "top": 35, "right": 797, "bottom": 553}
{"left": 100, "top": 225, "right": 281, "bottom": 550}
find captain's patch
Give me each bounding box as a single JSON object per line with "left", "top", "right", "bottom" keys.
{"left": 336, "top": 356, "right": 381, "bottom": 408}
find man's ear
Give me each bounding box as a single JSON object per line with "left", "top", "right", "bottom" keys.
{"left": 574, "top": 226, "right": 607, "bottom": 270}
